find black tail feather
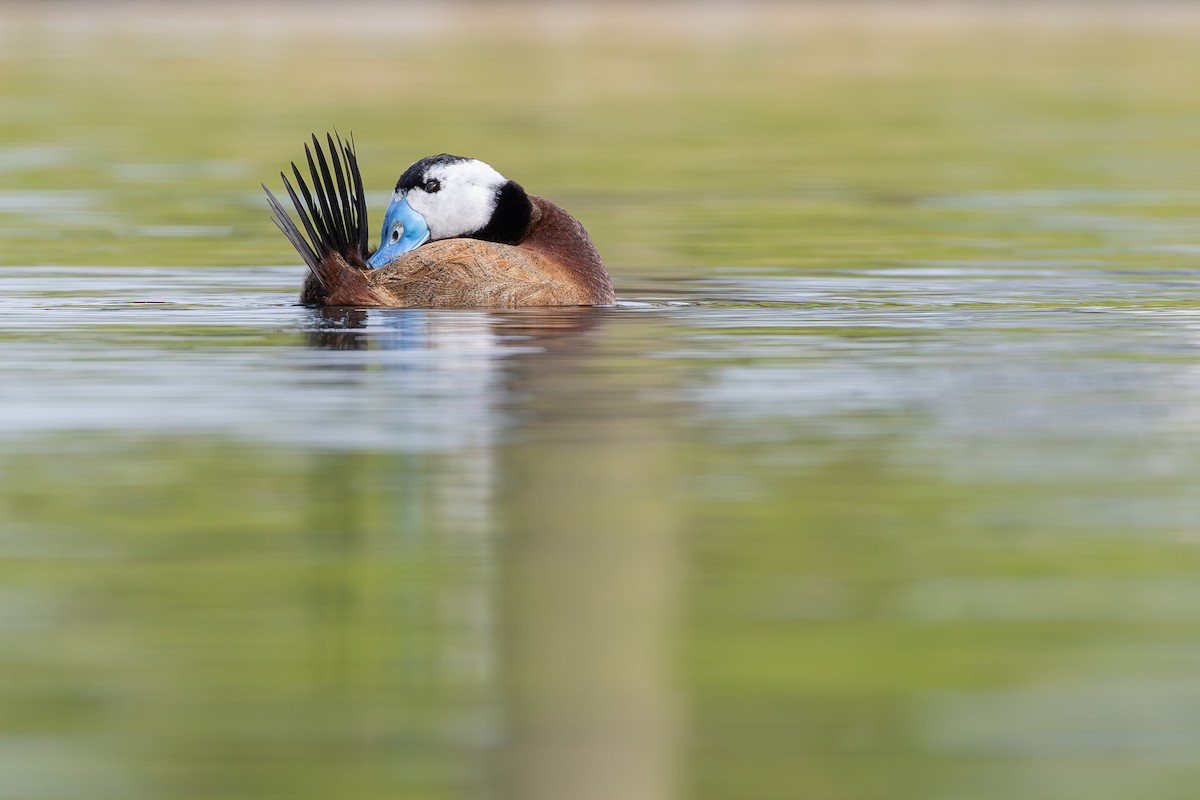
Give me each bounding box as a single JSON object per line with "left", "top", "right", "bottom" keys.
{"left": 264, "top": 189, "right": 318, "bottom": 269}
{"left": 290, "top": 161, "right": 330, "bottom": 258}
{"left": 264, "top": 133, "right": 372, "bottom": 285}
{"left": 325, "top": 135, "right": 355, "bottom": 254}
{"left": 281, "top": 168, "right": 324, "bottom": 263}
{"left": 306, "top": 139, "right": 343, "bottom": 254}
{"left": 342, "top": 132, "right": 370, "bottom": 257}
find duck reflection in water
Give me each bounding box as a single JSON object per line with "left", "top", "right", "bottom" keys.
{"left": 298, "top": 300, "right": 676, "bottom": 800}
{"left": 305, "top": 304, "right": 609, "bottom": 356}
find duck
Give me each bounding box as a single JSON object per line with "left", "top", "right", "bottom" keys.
{"left": 264, "top": 134, "right": 614, "bottom": 308}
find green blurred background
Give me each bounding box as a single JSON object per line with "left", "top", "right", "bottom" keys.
{"left": 3, "top": 3, "right": 1200, "bottom": 799}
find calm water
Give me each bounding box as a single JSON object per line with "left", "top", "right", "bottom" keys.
{"left": 5, "top": 6, "right": 1200, "bottom": 800}
{"left": 4, "top": 262, "right": 1200, "bottom": 799}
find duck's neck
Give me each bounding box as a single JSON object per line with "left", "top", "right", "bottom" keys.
{"left": 470, "top": 180, "right": 533, "bottom": 245}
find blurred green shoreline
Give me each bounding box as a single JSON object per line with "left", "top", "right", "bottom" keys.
{"left": 3, "top": 1, "right": 1200, "bottom": 274}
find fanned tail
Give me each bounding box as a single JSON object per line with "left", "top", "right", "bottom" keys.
{"left": 264, "top": 132, "right": 377, "bottom": 305}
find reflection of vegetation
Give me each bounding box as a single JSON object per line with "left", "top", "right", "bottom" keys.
{"left": 0, "top": 438, "right": 491, "bottom": 798}
{"left": 684, "top": 426, "right": 1200, "bottom": 799}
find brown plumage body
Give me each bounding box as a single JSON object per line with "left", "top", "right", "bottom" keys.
{"left": 301, "top": 195, "right": 614, "bottom": 308}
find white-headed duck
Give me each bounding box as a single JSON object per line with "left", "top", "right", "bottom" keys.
{"left": 264, "top": 134, "right": 614, "bottom": 308}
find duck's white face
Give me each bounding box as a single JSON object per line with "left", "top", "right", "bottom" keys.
{"left": 405, "top": 159, "right": 506, "bottom": 240}
{"left": 367, "top": 156, "right": 507, "bottom": 268}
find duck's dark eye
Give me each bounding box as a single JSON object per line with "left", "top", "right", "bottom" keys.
{"left": 424, "top": 178, "right": 441, "bottom": 193}
{"left": 390, "top": 226, "right": 401, "bottom": 243}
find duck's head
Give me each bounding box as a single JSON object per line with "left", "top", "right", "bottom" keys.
{"left": 367, "top": 154, "right": 534, "bottom": 268}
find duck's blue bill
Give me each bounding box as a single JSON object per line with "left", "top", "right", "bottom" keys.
{"left": 367, "top": 197, "right": 430, "bottom": 268}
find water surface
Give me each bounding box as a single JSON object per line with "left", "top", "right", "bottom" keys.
{"left": 4, "top": 260, "right": 1200, "bottom": 799}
